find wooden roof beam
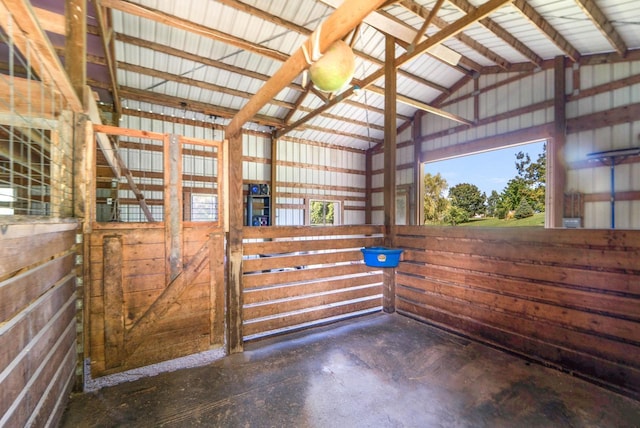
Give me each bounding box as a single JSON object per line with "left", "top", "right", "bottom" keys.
{"left": 512, "top": 0, "right": 580, "bottom": 62}
{"left": 0, "top": 0, "right": 83, "bottom": 112}
{"left": 448, "top": 0, "right": 544, "bottom": 66}
{"left": 278, "top": 0, "right": 512, "bottom": 137}
{"left": 92, "top": 0, "right": 122, "bottom": 116}
{"left": 574, "top": 0, "right": 627, "bottom": 57}
{"left": 226, "top": 0, "right": 390, "bottom": 138}
{"left": 398, "top": 0, "right": 509, "bottom": 71}
{"left": 100, "top": 0, "right": 289, "bottom": 62}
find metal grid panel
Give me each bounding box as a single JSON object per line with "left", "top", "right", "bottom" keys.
{"left": 0, "top": 23, "right": 73, "bottom": 218}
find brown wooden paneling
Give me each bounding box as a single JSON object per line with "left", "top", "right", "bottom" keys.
{"left": 0, "top": 220, "right": 77, "bottom": 428}
{"left": 395, "top": 226, "right": 640, "bottom": 399}
{"left": 241, "top": 225, "right": 384, "bottom": 340}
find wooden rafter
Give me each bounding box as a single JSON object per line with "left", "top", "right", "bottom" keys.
{"left": 398, "top": 0, "right": 510, "bottom": 70}
{"left": 574, "top": 0, "right": 627, "bottom": 57}
{"left": 0, "top": 0, "right": 83, "bottom": 112}
{"left": 226, "top": 0, "right": 390, "bottom": 138}
{"left": 511, "top": 0, "right": 580, "bottom": 62}
{"left": 278, "top": 0, "right": 512, "bottom": 138}
{"left": 447, "top": 0, "right": 544, "bottom": 66}
{"left": 100, "top": 0, "right": 288, "bottom": 62}
{"left": 92, "top": 0, "right": 122, "bottom": 116}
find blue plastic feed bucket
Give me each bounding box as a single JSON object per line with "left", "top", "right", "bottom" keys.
{"left": 361, "top": 247, "right": 403, "bottom": 268}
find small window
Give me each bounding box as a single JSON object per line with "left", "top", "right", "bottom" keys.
{"left": 0, "top": 187, "right": 15, "bottom": 215}
{"left": 191, "top": 194, "right": 218, "bottom": 222}
{"left": 309, "top": 200, "right": 340, "bottom": 225}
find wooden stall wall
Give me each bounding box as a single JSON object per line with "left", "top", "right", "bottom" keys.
{"left": 0, "top": 220, "right": 78, "bottom": 427}
{"left": 395, "top": 226, "right": 640, "bottom": 399}
{"left": 242, "top": 225, "right": 385, "bottom": 340}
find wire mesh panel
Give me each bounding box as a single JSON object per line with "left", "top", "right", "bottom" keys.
{"left": 181, "top": 137, "right": 221, "bottom": 225}
{"left": 0, "top": 25, "right": 73, "bottom": 218}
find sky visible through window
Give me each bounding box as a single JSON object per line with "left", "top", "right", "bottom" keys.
{"left": 424, "top": 140, "right": 546, "bottom": 197}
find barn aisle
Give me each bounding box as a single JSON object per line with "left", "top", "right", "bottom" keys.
{"left": 60, "top": 313, "right": 640, "bottom": 427}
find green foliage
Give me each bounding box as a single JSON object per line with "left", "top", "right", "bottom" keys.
{"left": 442, "top": 205, "right": 469, "bottom": 226}
{"left": 486, "top": 190, "right": 501, "bottom": 217}
{"left": 514, "top": 198, "right": 534, "bottom": 219}
{"left": 449, "top": 183, "right": 486, "bottom": 217}
{"left": 310, "top": 201, "right": 334, "bottom": 225}
{"left": 423, "top": 172, "right": 449, "bottom": 223}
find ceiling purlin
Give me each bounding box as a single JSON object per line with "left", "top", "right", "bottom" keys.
{"left": 511, "top": 0, "right": 580, "bottom": 62}
{"left": 93, "top": 0, "right": 121, "bottom": 115}
{"left": 398, "top": 0, "right": 510, "bottom": 71}
{"left": 100, "top": 0, "right": 289, "bottom": 62}
{"left": 574, "top": 0, "right": 627, "bottom": 57}
{"left": 278, "top": 0, "right": 513, "bottom": 138}
{"left": 447, "top": 0, "right": 543, "bottom": 66}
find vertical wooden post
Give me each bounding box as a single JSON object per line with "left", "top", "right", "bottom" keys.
{"left": 210, "top": 232, "right": 225, "bottom": 346}
{"left": 65, "top": 0, "right": 86, "bottom": 101}
{"left": 383, "top": 34, "right": 397, "bottom": 313}
{"left": 365, "top": 150, "right": 372, "bottom": 225}
{"left": 270, "top": 131, "right": 277, "bottom": 225}
{"left": 226, "top": 133, "right": 244, "bottom": 353}
{"left": 164, "top": 134, "right": 182, "bottom": 283}
{"left": 412, "top": 110, "right": 424, "bottom": 226}
{"left": 550, "top": 56, "right": 567, "bottom": 228}
{"left": 103, "top": 235, "right": 124, "bottom": 369}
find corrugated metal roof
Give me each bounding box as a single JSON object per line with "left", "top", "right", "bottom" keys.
{"left": 54, "top": 0, "right": 636, "bottom": 150}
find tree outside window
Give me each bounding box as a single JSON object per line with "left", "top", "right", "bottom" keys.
{"left": 310, "top": 200, "right": 339, "bottom": 225}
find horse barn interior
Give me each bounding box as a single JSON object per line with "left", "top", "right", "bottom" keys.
{"left": 1, "top": 0, "right": 640, "bottom": 426}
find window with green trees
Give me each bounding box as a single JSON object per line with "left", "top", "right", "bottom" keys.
{"left": 310, "top": 200, "right": 339, "bottom": 225}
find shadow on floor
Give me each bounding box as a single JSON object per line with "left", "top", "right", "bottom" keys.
{"left": 61, "top": 313, "right": 640, "bottom": 427}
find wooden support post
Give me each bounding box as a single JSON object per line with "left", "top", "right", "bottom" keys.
{"left": 226, "top": 132, "right": 244, "bottom": 353}
{"left": 550, "top": 56, "right": 567, "bottom": 228}
{"left": 65, "top": 0, "right": 86, "bottom": 101}
{"left": 271, "top": 132, "right": 277, "bottom": 224}
{"left": 103, "top": 235, "right": 124, "bottom": 369}
{"left": 365, "top": 150, "right": 372, "bottom": 225}
{"left": 412, "top": 110, "right": 424, "bottom": 226}
{"left": 210, "top": 232, "right": 225, "bottom": 346}
{"left": 164, "top": 134, "right": 182, "bottom": 283}
{"left": 383, "top": 34, "right": 397, "bottom": 313}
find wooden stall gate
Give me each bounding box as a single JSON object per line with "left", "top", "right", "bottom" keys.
{"left": 87, "top": 126, "right": 225, "bottom": 377}
{"left": 242, "top": 225, "right": 385, "bottom": 340}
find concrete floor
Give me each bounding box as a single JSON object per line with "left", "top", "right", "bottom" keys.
{"left": 61, "top": 313, "right": 640, "bottom": 427}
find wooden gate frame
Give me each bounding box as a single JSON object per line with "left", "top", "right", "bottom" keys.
{"left": 88, "top": 124, "right": 225, "bottom": 372}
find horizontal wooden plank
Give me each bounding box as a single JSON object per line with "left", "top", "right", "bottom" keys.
{"left": 243, "top": 263, "right": 375, "bottom": 289}
{"left": 0, "top": 229, "right": 76, "bottom": 277}
{"left": 243, "top": 236, "right": 384, "bottom": 257}
{"left": 396, "top": 299, "right": 640, "bottom": 399}
{"left": 0, "top": 253, "right": 74, "bottom": 323}
{"left": 243, "top": 248, "right": 364, "bottom": 272}
{"left": 401, "top": 248, "right": 640, "bottom": 296}
{"left": 397, "top": 235, "right": 638, "bottom": 272}
{"left": 395, "top": 273, "right": 639, "bottom": 344}
{"left": 243, "top": 297, "right": 381, "bottom": 337}
{"left": 396, "top": 283, "right": 640, "bottom": 369}
{"left": 0, "top": 291, "right": 75, "bottom": 423}
{"left": 397, "top": 263, "right": 640, "bottom": 320}
{"left": 396, "top": 226, "right": 640, "bottom": 249}
{"left": 243, "top": 225, "right": 384, "bottom": 239}
{"left": 0, "top": 274, "right": 75, "bottom": 371}
{"left": 0, "top": 220, "right": 77, "bottom": 240}
{"left": 244, "top": 273, "right": 383, "bottom": 304}
{"left": 244, "top": 284, "right": 382, "bottom": 320}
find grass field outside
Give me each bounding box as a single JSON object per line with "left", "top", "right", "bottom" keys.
{"left": 457, "top": 212, "right": 545, "bottom": 227}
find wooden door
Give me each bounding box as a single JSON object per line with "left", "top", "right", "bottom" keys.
{"left": 87, "top": 129, "right": 225, "bottom": 377}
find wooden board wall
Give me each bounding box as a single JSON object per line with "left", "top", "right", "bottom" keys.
{"left": 394, "top": 226, "right": 640, "bottom": 399}
{"left": 0, "top": 220, "right": 78, "bottom": 427}
{"left": 242, "top": 225, "right": 385, "bottom": 340}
